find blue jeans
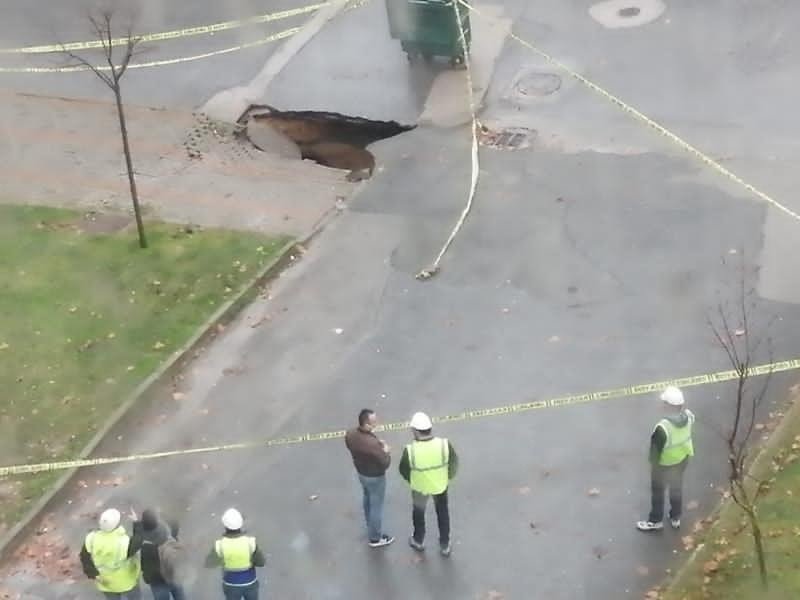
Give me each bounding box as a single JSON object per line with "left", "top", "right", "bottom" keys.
{"left": 222, "top": 581, "right": 259, "bottom": 600}
{"left": 358, "top": 473, "right": 386, "bottom": 542}
{"left": 150, "top": 582, "right": 186, "bottom": 600}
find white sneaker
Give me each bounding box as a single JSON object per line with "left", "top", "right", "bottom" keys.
{"left": 670, "top": 518, "right": 681, "bottom": 530}
{"left": 368, "top": 535, "right": 395, "bottom": 548}
{"left": 636, "top": 520, "right": 664, "bottom": 532}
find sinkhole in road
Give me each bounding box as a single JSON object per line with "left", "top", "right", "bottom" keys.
{"left": 238, "top": 106, "right": 414, "bottom": 181}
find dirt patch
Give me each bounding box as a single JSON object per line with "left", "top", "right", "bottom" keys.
{"left": 238, "top": 106, "right": 413, "bottom": 181}
{"left": 76, "top": 212, "right": 132, "bottom": 234}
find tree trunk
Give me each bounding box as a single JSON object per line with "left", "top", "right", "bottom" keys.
{"left": 749, "top": 511, "right": 768, "bottom": 588}
{"left": 113, "top": 85, "right": 147, "bottom": 248}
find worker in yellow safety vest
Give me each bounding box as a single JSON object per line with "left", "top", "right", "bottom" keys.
{"left": 205, "top": 508, "right": 266, "bottom": 600}
{"left": 80, "top": 508, "right": 143, "bottom": 599}
{"left": 399, "top": 412, "right": 459, "bottom": 556}
{"left": 637, "top": 386, "right": 695, "bottom": 532}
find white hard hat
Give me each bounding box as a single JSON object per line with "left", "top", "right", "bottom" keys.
{"left": 221, "top": 508, "right": 244, "bottom": 530}
{"left": 99, "top": 508, "right": 121, "bottom": 532}
{"left": 410, "top": 412, "right": 433, "bottom": 431}
{"left": 661, "top": 386, "right": 685, "bottom": 406}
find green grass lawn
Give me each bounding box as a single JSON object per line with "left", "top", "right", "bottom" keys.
{"left": 0, "top": 205, "right": 289, "bottom": 532}
{"left": 664, "top": 404, "right": 800, "bottom": 600}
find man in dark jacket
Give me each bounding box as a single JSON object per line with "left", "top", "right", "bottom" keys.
{"left": 138, "top": 509, "right": 185, "bottom": 600}
{"left": 345, "top": 408, "right": 394, "bottom": 548}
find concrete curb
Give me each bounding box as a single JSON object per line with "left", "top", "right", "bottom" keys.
{"left": 0, "top": 236, "right": 303, "bottom": 561}
{"left": 662, "top": 382, "right": 800, "bottom": 596}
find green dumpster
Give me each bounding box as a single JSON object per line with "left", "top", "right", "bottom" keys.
{"left": 385, "top": 0, "right": 471, "bottom": 68}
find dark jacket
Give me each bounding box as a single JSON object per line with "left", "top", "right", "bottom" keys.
{"left": 139, "top": 517, "right": 179, "bottom": 585}
{"left": 399, "top": 436, "right": 459, "bottom": 485}
{"left": 79, "top": 523, "right": 143, "bottom": 579}
{"left": 650, "top": 410, "right": 692, "bottom": 466}
{"left": 345, "top": 427, "right": 391, "bottom": 477}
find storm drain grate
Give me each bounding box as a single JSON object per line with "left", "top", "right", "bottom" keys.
{"left": 478, "top": 126, "right": 535, "bottom": 150}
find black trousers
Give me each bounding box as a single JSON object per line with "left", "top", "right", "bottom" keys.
{"left": 649, "top": 459, "right": 688, "bottom": 522}
{"left": 411, "top": 489, "right": 450, "bottom": 546}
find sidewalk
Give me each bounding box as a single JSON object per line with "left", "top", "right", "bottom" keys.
{"left": 0, "top": 91, "right": 355, "bottom": 236}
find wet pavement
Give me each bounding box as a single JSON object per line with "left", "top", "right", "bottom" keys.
{"left": 2, "top": 0, "right": 800, "bottom": 599}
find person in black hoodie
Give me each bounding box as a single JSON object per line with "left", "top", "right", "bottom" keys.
{"left": 138, "top": 509, "right": 186, "bottom": 600}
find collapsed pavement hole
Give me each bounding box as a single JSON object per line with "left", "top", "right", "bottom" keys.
{"left": 618, "top": 6, "right": 641, "bottom": 17}
{"left": 238, "top": 105, "right": 414, "bottom": 182}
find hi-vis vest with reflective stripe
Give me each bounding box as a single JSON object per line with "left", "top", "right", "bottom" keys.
{"left": 84, "top": 528, "right": 141, "bottom": 594}
{"left": 656, "top": 410, "right": 695, "bottom": 466}
{"left": 215, "top": 535, "right": 257, "bottom": 584}
{"left": 407, "top": 437, "right": 450, "bottom": 495}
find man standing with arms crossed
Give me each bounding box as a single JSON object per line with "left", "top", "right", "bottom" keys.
{"left": 399, "top": 412, "right": 458, "bottom": 557}
{"left": 345, "top": 408, "right": 395, "bottom": 548}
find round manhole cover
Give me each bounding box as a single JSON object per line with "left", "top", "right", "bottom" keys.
{"left": 618, "top": 6, "right": 641, "bottom": 17}
{"left": 514, "top": 72, "right": 562, "bottom": 98}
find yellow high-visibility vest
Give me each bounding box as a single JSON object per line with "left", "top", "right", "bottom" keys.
{"left": 407, "top": 437, "right": 449, "bottom": 495}
{"left": 85, "top": 528, "right": 140, "bottom": 593}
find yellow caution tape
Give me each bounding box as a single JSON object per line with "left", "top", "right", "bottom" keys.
{"left": 1, "top": 357, "right": 797, "bottom": 477}
{"left": 0, "top": 3, "right": 328, "bottom": 54}
{"left": 417, "top": 0, "right": 480, "bottom": 279}
{"left": 460, "top": 1, "right": 800, "bottom": 224}
{"left": 0, "top": 28, "right": 299, "bottom": 74}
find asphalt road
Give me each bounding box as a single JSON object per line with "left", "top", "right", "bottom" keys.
{"left": 2, "top": 0, "right": 800, "bottom": 598}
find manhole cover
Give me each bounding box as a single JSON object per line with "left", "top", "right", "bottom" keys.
{"left": 479, "top": 127, "right": 536, "bottom": 150}
{"left": 514, "top": 72, "right": 562, "bottom": 98}
{"left": 618, "top": 6, "right": 641, "bottom": 16}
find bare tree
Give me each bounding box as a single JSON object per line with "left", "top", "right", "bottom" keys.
{"left": 707, "top": 265, "right": 774, "bottom": 588}
{"left": 61, "top": 8, "right": 147, "bottom": 248}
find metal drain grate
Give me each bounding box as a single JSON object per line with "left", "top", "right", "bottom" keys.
{"left": 478, "top": 126, "right": 535, "bottom": 150}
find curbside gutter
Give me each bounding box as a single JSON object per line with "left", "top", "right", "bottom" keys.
{"left": 661, "top": 382, "right": 800, "bottom": 596}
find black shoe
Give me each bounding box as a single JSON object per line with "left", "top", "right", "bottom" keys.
{"left": 408, "top": 537, "right": 425, "bottom": 552}
{"left": 368, "top": 535, "right": 395, "bottom": 548}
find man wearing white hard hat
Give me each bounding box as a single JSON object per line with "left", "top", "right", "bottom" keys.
{"left": 636, "top": 386, "right": 696, "bottom": 532}
{"left": 399, "top": 412, "right": 459, "bottom": 556}
{"left": 80, "top": 507, "right": 143, "bottom": 599}
{"left": 205, "top": 508, "right": 266, "bottom": 599}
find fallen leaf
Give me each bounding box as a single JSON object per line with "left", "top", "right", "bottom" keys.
{"left": 682, "top": 535, "right": 695, "bottom": 550}
{"left": 518, "top": 486, "right": 531, "bottom": 495}
{"left": 754, "top": 423, "right": 765, "bottom": 431}
{"left": 587, "top": 488, "right": 600, "bottom": 497}
{"left": 734, "top": 328, "right": 745, "bottom": 336}
{"left": 308, "top": 494, "right": 319, "bottom": 501}
{"left": 333, "top": 328, "right": 344, "bottom": 335}
{"left": 703, "top": 560, "right": 720, "bottom": 574}
{"left": 153, "top": 341, "right": 166, "bottom": 350}
{"left": 172, "top": 392, "right": 186, "bottom": 401}
{"left": 686, "top": 500, "right": 700, "bottom": 511}
{"left": 636, "top": 565, "right": 650, "bottom": 576}
{"left": 0, "top": 343, "right": 9, "bottom": 351}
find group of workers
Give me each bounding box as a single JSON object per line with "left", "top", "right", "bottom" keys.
{"left": 80, "top": 388, "right": 694, "bottom": 598}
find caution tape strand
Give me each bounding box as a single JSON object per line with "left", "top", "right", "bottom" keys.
{"left": 416, "top": 0, "right": 481, "bottom": 279}
{"left": 1, "top": 358, "right": 797, "bottom": 478}
{"left": 0, "top": 3, "right": 328, "bottom": 55}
